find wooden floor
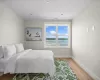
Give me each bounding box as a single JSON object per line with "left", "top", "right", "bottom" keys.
{"left": 0, "top": 58, "right": 94, "bottom": 80}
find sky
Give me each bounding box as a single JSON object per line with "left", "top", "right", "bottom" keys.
{"left": 46, "top": 26, "right": 68, "bottom": 38}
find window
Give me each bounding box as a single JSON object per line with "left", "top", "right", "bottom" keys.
{"left": 44, "top": 23, "right": 70, "bottom": 48}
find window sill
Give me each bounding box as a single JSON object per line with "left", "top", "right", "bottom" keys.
{"left": 44, "top": 46, "right": 70, "bottom": 48}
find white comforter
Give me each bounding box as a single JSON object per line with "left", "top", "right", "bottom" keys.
{"left": 4, "top": 49, "right": 55, "bottom": 76}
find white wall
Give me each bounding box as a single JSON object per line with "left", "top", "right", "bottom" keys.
{"left": 24, "top": 20, "right": 72, "bottom": 57}
{"left": 72, "top": 1, "right": 100, "bottom": 79}
{"left": 0, "top": 3, "right": 24, "bottom": 45}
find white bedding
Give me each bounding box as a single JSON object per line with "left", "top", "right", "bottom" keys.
{"left": 0, "top": 58, "right": 7, "bottom": 72}
{"left": 4, "top": 49, "right": 55, "bottom": 76}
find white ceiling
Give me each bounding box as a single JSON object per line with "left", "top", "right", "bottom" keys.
{"left": 2, "top": 0, "right": 94, "bottom": 20}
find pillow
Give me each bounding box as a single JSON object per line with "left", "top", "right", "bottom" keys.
{"left": 15, "top": 43, "right": 24, "bottom": 53}
{"left": 3, "top": 45, "right": 16, "bottom": 59}
{"left": 0, "top": 46, "right": 4, "bottom": 58}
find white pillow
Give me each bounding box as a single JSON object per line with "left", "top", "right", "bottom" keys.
{"left": 3, "top": 45, "right": 16, "bottom": 59}
{"left": 0, "top": 46, "right": 4, "bottom": 58}
{"left": 15, "top": 43, "right": 24, "bottom": 53}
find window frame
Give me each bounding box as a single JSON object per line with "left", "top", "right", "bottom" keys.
{"left": 44, "top": 23, "right": 71, "bottom": 48}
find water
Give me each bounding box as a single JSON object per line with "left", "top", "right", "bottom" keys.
{"left": 46, "top": 40, "right": 68, "bottom": 46}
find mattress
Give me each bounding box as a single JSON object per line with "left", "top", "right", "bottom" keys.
{"left": 0, "top": 58, "right": 7, "bottom": 72}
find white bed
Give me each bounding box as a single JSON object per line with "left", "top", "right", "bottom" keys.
{"left": 0, "top": 58, "right": 7, "bottom": 72}
{"left": 3, "top": 49, "right": 55, "bottom": 76}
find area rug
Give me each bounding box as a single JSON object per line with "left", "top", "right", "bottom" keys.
{"left": 12, "top": 60, "right": 78, "bottom": 80}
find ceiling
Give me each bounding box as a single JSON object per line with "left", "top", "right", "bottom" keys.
{"left": 2, "top": 0, "right": 94, "bottom": 20}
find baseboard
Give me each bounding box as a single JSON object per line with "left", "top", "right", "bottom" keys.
{"left": 72, "top": 57, "right": 100, "bottom": 80}
{"left": 54, "top": 56, "right": 72, "bottom": 58}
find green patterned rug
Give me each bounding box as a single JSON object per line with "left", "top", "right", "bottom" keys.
{"left": 12, "top": 60, "right": 78, "bottom": 80}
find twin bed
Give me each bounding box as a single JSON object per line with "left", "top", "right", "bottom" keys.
{"left": 0, "top": 44, "right": 55, "bottom": 76}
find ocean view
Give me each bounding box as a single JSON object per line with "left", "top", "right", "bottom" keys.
{"left": 46, "top": 25, "right": 68, "bottom": 46}
{"left": 46, "top": 38, "right": 68, "bottom": 46}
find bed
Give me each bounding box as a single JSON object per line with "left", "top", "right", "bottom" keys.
{"left": 0, "top": 49, "right": 55, "bottom": 76}
{"left": 0, "top": 58, "right": 7, "bottom": 72}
